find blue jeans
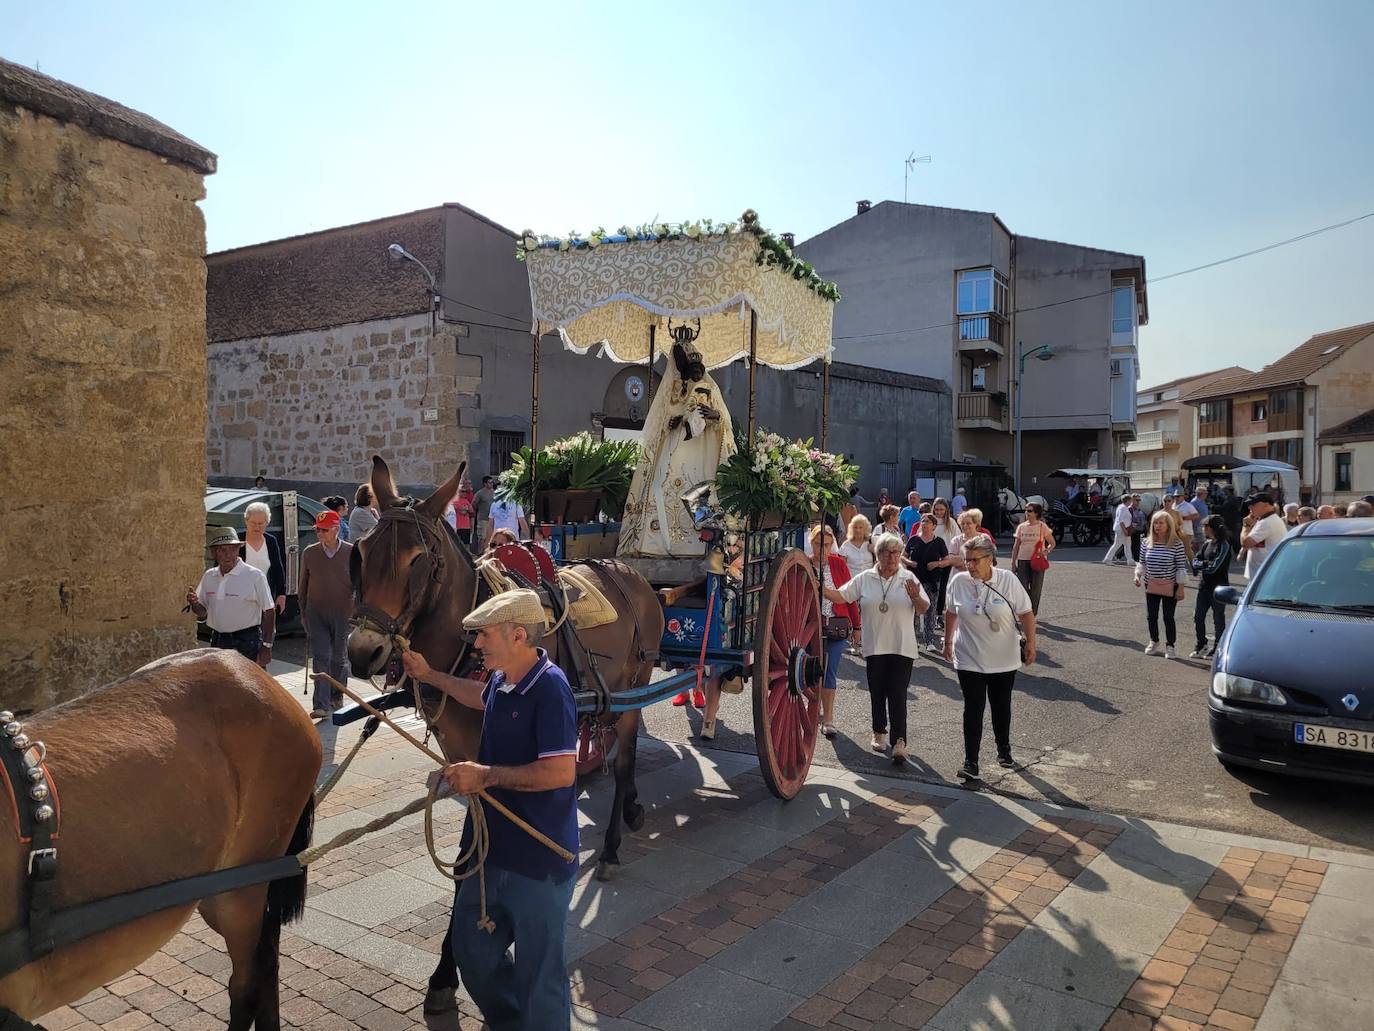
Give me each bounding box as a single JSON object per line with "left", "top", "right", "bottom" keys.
{"left": 451, "top": 866, "right": 574, "bottom": 1031}
{"left": 823, "top": 636, "right": 847, "bottom": 694}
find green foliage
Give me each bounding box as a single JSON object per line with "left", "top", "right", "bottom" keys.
{"left": 496, "top": 433, "right": 640, "bottom": 518}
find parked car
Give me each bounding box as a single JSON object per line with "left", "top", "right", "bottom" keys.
{"left": 1209, "top": 518, "right": 1374, "bottom": 785}
{"left": 203, "top": 487, "right": 329, "bottom": 635}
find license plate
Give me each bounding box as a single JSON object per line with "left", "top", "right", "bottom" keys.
{"left": 1294, "top": 723, "right": 1374, "bottom": 754}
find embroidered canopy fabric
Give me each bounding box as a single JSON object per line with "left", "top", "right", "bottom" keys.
{"left": 526, "top": 233, "right": 835, "bottom": 370}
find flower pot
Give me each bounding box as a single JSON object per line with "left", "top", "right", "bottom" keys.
{"left": 536, "top": 490, "right": 569, "bottom": 525}
{"left": 747, "top": 509, "right": 786, "bottom": 531}
{"left": 563, "top": 489, "right": 603, "bottom": 524}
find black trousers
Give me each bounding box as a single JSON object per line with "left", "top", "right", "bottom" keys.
{"left": 210, "top": 626, "right": 262, "bottom": 662}
{"left": 1145, "top": 593, "right": 1179, "bottom": 646}
{"left": 957, "top": 669, "right": 1016, "bottom": 764}
{"left": 1129, "top": 532, "right": 1142, "bottom": 562}
{"left": 1194, "top": 584, "right": 1227, "bottom": 647}
{"left": 866, "top": 653, "right": 913, "bottom": 743}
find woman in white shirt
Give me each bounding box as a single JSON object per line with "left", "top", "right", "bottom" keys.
{"left": 824, "top": 534, "right": 929, "bottom": 765}
{"left": 930, "top": 497, "right": 958, "bottom": 543}
{"left": 241, "top": 501, "right": 286, "bottom": 614}
{"left": 943, "top": 535, "right": 1036, "bottom": 782}
{"left": 839, "top": 514, "right": 877, "bottom": 579}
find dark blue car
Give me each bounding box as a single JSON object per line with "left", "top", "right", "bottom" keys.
{"left": 1209, "top": 518, "right": 1374, "bottom": 785}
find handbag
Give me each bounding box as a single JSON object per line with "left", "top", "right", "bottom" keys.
{"left": 1145, "top": 577, "right": 1179, "bottom": 598}
{"left": 823, "top": 616, "right": 853, "bottom": 640}
{"left": 1029, "top": 540, "right": 1050, "bottom": 573}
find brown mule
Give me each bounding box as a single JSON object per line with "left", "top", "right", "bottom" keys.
{"left": 0, "top": 649, "right": 321, "bottom": 1030}
{"left": 345, "top": 455, "right": 663, "bottom": 1010}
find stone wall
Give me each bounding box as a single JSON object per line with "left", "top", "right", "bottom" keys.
{"left": 206, "top": 312, "right": 479, "bottom": 493}
{"left": 0, "top": 63, "right": 214, "bottom": 711}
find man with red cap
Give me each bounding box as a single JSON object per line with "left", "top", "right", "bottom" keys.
{"left": 299, "top": 508, "right": 355, "bottom": 718}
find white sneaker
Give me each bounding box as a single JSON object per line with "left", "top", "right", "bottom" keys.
{"left": 1143, "top": 641, "right": 1159, "bottom": 656}
{"left": 871, "top": 732, "right": 888, "bottom": 752}
{"left": 1189, "top": 647, "right": 1206, "bottom": 659}
{"left": 1165, "top": 645, "right": 1177, "bottom": 660}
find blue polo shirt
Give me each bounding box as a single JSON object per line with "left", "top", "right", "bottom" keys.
{"left": 899, "top": 505, "right": 922, "bottom": 538}
{"left": 465, "top": 649, "right": 579, "bottom": 882}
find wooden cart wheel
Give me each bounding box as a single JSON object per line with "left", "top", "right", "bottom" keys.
{"left": 751, "top": 548, "right": 823, "bottom": 800}
{"left": 1072, "top": 519, "right": 1094, "bottom": 547}
{"left": 576, "top": 715, "right": 617, "bottom": 778}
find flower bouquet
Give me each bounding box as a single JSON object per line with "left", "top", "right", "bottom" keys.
{"left": 714, "top": 428, "right": 858, "bottom": 528}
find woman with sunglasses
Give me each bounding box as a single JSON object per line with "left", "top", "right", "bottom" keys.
{"left": 942, "top": 535, "right": 1037, "bottom": 782}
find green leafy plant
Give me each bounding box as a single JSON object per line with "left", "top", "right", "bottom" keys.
{"left": 496, "top": 432, "right": 640, "bottom": 518}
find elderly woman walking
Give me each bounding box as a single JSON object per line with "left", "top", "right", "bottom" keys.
{"left": 1136, "top": 510, "right": 1190, "bottom": 658}
{"left": 241, "top": 501, "right": 287, "bottom": 615}
{"left": 943, "top": 535, "right": 1036, "bottom": 781}
{"left": 810, "top": 524, "right": 861, "bottom": 739}
{"left": 839, "top": 514, "right": 877, "bottom": 579}
{"left": 1010, "top": 501, "right": 1055, "bottom": 615}
{"left": 825, "top": 534, "right": 928, "bottom": 764}
{"left": 873, "top": 504, "right": 904, "bottom": 549}
{"left": 946, "top": 508, "right": 991, "bottom": 572}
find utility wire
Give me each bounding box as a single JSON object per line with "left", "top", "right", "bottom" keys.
{"left": 416, "top": 208, "right": 1374, "bottom": 343}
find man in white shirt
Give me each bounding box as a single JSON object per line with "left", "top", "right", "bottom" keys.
{"left": 1102, "top": 497, "right": 1134, "bottom": 565}
{"left": 186, "top": 526, "right": 276, "bottom": 666}
{"left": 484, "top": 497, "right": 529, "bottom": 549}
{"left": 1241, "top": 494, "right": 1287, "bottom": 580}
{"left": 1174, "top": 493, "right": 1200, "bottom": 543}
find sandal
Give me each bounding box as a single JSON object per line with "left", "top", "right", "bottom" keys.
{"left": 822, "top": 723, "right": 837, "bottom": 739}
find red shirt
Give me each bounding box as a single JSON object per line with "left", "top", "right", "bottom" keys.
{"left": 825, "top": 554, "right": 862, "bottom": 629}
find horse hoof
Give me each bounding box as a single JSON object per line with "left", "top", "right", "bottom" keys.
{"left": 625, "top": 805, "right": 646, "bottom": 832}
{"left": 596, "top": 861, "right": 618, "bottom": 882}
{"left": 422, "top": 986, "right": 458, "bottom": 1015}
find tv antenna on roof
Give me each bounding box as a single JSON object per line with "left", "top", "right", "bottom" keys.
{"left": 904, "top": 152, "right": 932, "bottom": 203}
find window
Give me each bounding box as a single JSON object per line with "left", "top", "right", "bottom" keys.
{"left": 1198, "top": 399, "right": 1232, "bottom": 437}
{"left": 1112, "top": 280, "right": 1136, "bottom": 335}
{"left": 1251, "top": 400, "right": 1267, "bottom": 422}
{"left": 1266, "top": 438, "right": 1302, "bottom": 467}
{"left": 1335, "top": 452, "right": 1353, "bottom": 492}
{"left": 1250, "top": 445, "right": 1267, "bottom": 459}
{"left": 1110, "top": 359, "right": 1123, "bottom": 377}
{"left": 1200, "top": 444, "right": 1228, "bottom": 456}
{"left": 489, "top": 430, "right": 524, "bottom": 475}
{"left": 956, "top": 268, "right": 1009, "bottom": 317}
{"left": 1268, "top": 388, "right": 1303, "bottom": 432}
{"left": 879, "top": 461, "right": 897, "bottom": 498}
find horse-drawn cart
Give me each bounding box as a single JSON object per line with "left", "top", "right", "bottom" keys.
{"left": 517, "top": 212, "right": 841, "bottom": 801}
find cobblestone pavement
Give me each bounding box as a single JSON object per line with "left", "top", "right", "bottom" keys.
{"left": 40, "top": 679, "right": 1374, "bottom": 1031}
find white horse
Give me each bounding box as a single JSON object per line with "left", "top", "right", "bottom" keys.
{"left": 996, "top": 487, "right": 1048, "bottom": 529}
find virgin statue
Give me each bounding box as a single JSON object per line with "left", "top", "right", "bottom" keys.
{"left": 617, "top": 336, "right": 735, "bottom": 558}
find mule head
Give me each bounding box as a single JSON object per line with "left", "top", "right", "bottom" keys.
{"left": 347, "top": 456, "right": 469, "bottom": 678}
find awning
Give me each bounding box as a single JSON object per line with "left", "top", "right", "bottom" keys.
{"left": 1047, "top": 468, "right": 1131, "bottom": 479}
{"left": 523, "top": 222, "right": 837, "bottom": 371}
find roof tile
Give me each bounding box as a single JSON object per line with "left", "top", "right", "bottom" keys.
{"left": 1183, "top": 321, "right": 1374, "bottom": 401}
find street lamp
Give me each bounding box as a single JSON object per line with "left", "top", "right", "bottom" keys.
{"left": 387, "top": 242, "right": 438, "bottom": 297}
{"left": 1013, "top": 341, "right": 1055, "bottom": 498}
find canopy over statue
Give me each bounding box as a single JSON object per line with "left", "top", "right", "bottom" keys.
{"left": 522, "top": 211, "right": 839, "bottom": 559}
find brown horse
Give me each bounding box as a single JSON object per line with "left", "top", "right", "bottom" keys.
{"left": 0, "top": 649, "right": 320, "bottom": 1030}
{"left": 345, "top": 455, "right": 663, "bottom": 1005}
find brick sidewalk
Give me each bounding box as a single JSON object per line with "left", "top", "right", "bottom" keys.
{"left": 38, "top": 703, "right": 1374, "bottom": 1031}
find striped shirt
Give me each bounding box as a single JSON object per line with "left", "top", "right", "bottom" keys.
{"left": 1136, "top": 541, "right": 1188, "bottom": 587}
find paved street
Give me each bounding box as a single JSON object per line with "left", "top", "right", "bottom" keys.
{"left": 642, "top": 548, "right": 1373, "bottom": 856}
{"left": 44, "top": 551, "right": 1374, "bottom": 1031}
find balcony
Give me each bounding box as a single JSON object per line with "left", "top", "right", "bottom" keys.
{"left": 957, "top": 315, "right": 1006, "bottom": 358}
{"left": 957, "top": 390, "right": 1007, "bottom": 431}
{"left": 1128, "top": 468, "right": 1179, "bottom": 490}
{"left": 1124, "top": 430, "right": 1180, "bottom": 453}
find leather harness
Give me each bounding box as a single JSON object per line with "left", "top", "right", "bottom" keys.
{"left": 0, "top": 711, "right": 61, "bottom": 980}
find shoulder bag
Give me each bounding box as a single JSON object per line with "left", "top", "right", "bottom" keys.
{"left": 982, "top": 574, "right": 1029, "bottom": 664}
{"left": 1029, "top": 538, "right": 1050, "bottom": 573}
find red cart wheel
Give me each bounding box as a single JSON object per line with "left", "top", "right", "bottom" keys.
{"left": 576, "top": 715, "right": 618, "bottom": 777}
{"left": 751, "top": 548, "right": 823, "bottom": 800}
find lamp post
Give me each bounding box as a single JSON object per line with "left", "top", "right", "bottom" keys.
{"left": 1014, "top": 341, "right": 1055, "bottom": 498}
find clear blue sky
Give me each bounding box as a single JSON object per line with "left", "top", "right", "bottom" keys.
{"left": 6, "top": 0, "right": 1372, "bottom": 384}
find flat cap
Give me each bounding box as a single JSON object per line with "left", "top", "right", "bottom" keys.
{"left": 462, "top": 589, "right": 547, "bottom": 631}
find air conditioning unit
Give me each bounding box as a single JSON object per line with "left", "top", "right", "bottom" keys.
{"left": 1110, "top": 359, "right": 1123, "bottom": 377}
{"left": 971, "top": 366, "right": 987, "bottom": 391}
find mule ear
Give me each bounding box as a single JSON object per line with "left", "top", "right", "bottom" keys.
{"left": 371, "top": 455, "right": 400, "bottom": 509}
{"left": 419, "top": 460, "right": 467, "bottom": 520}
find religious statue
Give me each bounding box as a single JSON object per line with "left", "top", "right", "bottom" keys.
{"left": 617, "top": 329, "right": 735, "bottom": 558}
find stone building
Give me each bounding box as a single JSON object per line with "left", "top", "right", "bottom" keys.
{"left": 0, "top": 60, "right": 216, "bottom": 710}
{"left": 206, "top": 207, "right": 950, "bottom": 499}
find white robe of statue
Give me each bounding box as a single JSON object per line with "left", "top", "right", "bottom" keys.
{"left": 618, "top": 345, "right": 735, "bottom": 558}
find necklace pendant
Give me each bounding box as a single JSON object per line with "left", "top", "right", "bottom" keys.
{"left": 879, "top": 601, "right": 889, "bottom": 613}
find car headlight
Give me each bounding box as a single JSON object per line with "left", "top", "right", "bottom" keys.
{"left": 1211, "top": 672, "right": 1289, "bottom": 706}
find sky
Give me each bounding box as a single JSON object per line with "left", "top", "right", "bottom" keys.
{"left": 5, "top": 0, "right": 1373, "bottom": 385}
